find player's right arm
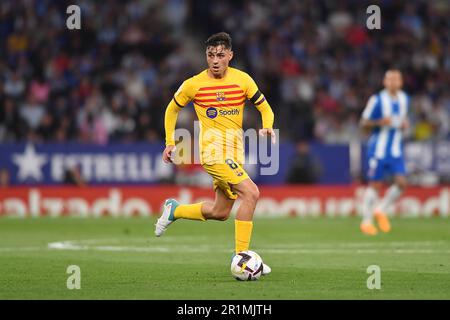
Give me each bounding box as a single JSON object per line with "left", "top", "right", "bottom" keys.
{"left": 163, "top": 80, "right": 194, "bottom": 163}
{"left": 360, "top": 95, "right": 390, "bottom": 131}
{"left": 361, "top": 118, "right": 392, "bottom": 129}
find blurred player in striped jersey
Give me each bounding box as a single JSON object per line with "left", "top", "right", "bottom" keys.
{"left": 155, "top": 32, "right": 275, "bottom": 274}
{"left": 360, "top": 69, "right": 410, "bottom": 235}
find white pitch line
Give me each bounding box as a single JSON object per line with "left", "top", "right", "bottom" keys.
{"left": 48, "top": 241, "right": 219, "bottom": 253}
{"left": 0, "top": 247, "right": 42, "bottom": 252}
{"left": 2, "top": 240, "right": 448, "bottom": 255}
{"left": 47, "top": 240, "right": 450, "bottom": 255}
{"left": 259, "top": 248, "right": 450, "bottom": 254}
{"left": 60, "top": 238, "right": 450, "bottom": 248}
{"left": 264, "top": 241, "right": 450, "bottom": 248}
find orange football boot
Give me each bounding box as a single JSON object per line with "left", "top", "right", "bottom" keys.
{"left": 360, "top": 222, "right": 378, "bottom": 236}
{"left": 374, "top": 210, "right": 391, "bottom": 233}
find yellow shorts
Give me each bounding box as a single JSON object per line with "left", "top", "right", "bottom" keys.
{"left": 202, "top": 159, "right": 249, "bottom": 200}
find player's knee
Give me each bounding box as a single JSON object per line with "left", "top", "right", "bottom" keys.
{"left": 253, "top": 186, "right": 260, "bottom": 201}
{"left": 397, "top": 179, "right": 407, "bottom": 190}
{"left": 369, "top": 182, "right": 382, "bottom": 193}
{"left": 243, "top": 184, "right": 259, "bottom": 203}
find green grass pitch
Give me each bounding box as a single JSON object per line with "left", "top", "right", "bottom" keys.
{"left": 0, "top": 216, "right": 449, "bottom": 299}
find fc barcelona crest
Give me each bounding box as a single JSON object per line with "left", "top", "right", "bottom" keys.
{"left": 216, "top": 92, "right": 226, "bottom": 101}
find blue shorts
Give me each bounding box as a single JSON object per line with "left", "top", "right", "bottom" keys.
{"left": 367, "top": 157, "right": 406, "bottom": 181}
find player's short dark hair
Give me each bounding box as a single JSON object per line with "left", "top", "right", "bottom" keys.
{"left": 386, "top": 68, "right": 402, "bottom": 75}
{"left": 205, "top": 32, "right": 232, "bottom": 50}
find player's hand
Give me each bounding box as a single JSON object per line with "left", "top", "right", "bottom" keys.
{"left": 401, "top": 119, "right": 410, "bottom": 130}
{"left": 379, "top": 118, "right": 392, "bottom": 127}
{"left": 163, "top": 145, "right": 176, "bottom": 163}
{"left": 259, "top": 128, "right": 276, "bottom": 144}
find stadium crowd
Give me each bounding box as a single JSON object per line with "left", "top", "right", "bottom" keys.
{"left": 1, "top": 0, "right": 449, "bottom": 145}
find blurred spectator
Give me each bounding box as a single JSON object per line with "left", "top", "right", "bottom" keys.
{"left": 286, "top": 141, "right": 322, "bottom": 184}
{"left": 63, "top": 166, "right": 85, "bottom": 187}
{"left": 29, "top": 74, "right": 50, "bottom": 104}
{"left": 19, "top": 94, "right": 45, "bottom": 130}
{"left": 0, "top": 99, "right": 25, "bottom": 142}
{"left": 0, "top": 168, "right": 10, "bottom": 187}
{"left": 414, "top": 112, "right": 434, "bottom": 141}
{"left": 36, "top": 112, "right": 55, "bottom": 142}
{"left": 112, "top": 108, "right": 136, "bottom": 142}
{"left": 79, "top": 112, "right": 108, "bottom": 144}
{"left": 4, "top": 71, "right": 26, "bottom": 99}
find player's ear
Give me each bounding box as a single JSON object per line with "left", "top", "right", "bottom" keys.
{"left": 229, "top": 50, "right": 233, "bottom": 61}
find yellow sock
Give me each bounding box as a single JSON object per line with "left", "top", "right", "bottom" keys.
{"left": 173, "top": 203, "right": 205, "bottom": 221}
{"left": 235, "top": 219, "right": 253, "bottom": 253}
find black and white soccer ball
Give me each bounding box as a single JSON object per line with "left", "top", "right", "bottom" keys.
{"left": 230, "top": 250, "right": 264, "bottom": 281}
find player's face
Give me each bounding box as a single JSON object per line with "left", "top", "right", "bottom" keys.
{"left": 206, "top": 45, "right": 233, "bottom": 78}
{"left": 383, "top": 71, "right": 403, "bottom": 92}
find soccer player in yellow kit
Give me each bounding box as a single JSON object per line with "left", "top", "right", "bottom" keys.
{"left": 155, "top": 32, "right": 275, "bottom": 275}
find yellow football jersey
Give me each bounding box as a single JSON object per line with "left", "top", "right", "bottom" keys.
{"left": 167, "top": 67, "right": 273, "bottom": 165}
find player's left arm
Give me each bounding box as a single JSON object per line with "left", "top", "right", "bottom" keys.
{"left": 401, "top": 93, "right": 410, "bottom": 131}
{"left": 163, "top": 79, "right": 194, "bottom": 163}
{"left": 245, "top": 74, "right": 276, "bottom": 144}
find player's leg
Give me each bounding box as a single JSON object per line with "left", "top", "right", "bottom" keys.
{"left": 374, "top": 158, "right": 407, "bottom": 232}
{"left": 155, "top": 174, "right": 236, "bottom": 237}
{"left": 361, "top": 157, "right": 384, "bottom": 235}
{"left": 361, "top": 181, "right": 382, "bottom": 235}
{"left": 200, "top": 161, "right": 257, "bottom": 251}
{"left": 154, "top": 198, "right": 207, "bottom": 237}
{"left": 201, "top": 187, "right": 235, "bottom": 221}
{"left": 230, "top": 178, "right": 259, "bottom": 252}
{"left": 231, "top": 178, "right": 271, "bottom": 275}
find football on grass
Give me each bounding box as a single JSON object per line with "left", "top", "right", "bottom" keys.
{"left": 230, "top": 250, "right": 264, "bottom": 281}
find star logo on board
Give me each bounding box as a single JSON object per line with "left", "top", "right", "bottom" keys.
{"left": 12, "top": 144, "right": 48, "bottom": 181}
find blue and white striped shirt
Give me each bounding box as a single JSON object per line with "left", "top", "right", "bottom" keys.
{"left": 362, "top": 89, "right": 410, "bottom": 159}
